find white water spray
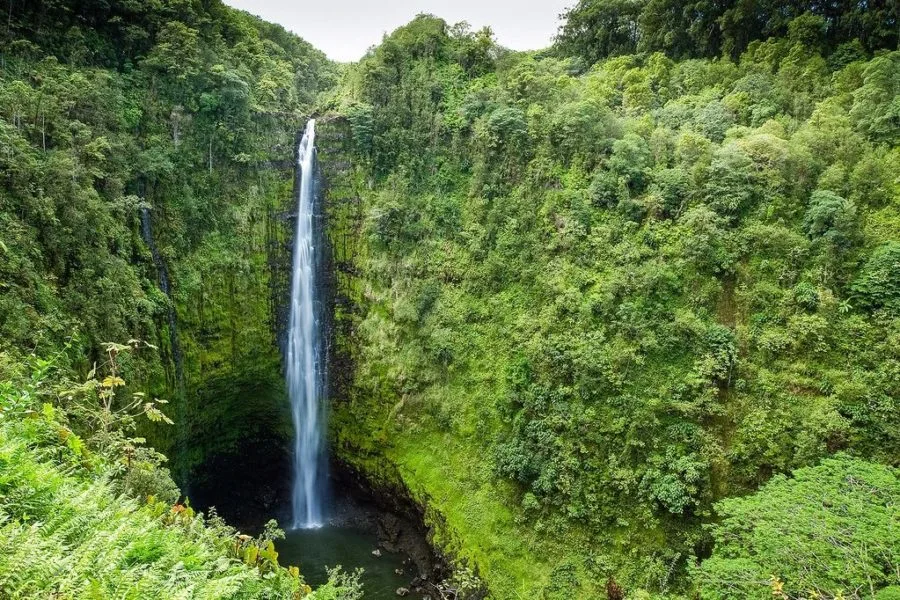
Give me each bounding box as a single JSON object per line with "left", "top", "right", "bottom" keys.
{"left": 288, "top": 120, "right": 325, "bottom": 529}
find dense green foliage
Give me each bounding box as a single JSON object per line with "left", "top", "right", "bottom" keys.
{"left": 0, "top": 1, "right": 353, "bottom": 597}
{"left": 2, "top": 2, "right": 898, "bottom": 599}
{"left": 694, "top": 455, "right": 899, "bottom": 600}
{"left": 0, "top": 0, "right": 335, "bottom": 485}
{"left": 556, "top": 0, "right": 899, "bottom": 65}
{"left": 0, "top": 349, "right": 361, "bottom": 599}
{"left": 325, "top": 13, "right": 900, "bottom": 599}
{"left": 1, "top": 0, "right": 331, "bottom": 348}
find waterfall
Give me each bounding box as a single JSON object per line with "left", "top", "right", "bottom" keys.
{"left": 288, "top": 119, "right": 326, "bottom": 529}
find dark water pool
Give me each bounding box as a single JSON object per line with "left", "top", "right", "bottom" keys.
{"left": 279, "top": 526, "right": 413, "bottom": 599}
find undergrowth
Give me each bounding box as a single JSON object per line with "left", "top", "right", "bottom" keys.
{"left": 0, "top": 347, "right": 361, "bottom": 599}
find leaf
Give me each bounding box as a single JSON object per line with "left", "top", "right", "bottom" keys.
{"left": 41, "top": 403, "right": 55, "bottom": 419}
{"left": 214, "top": 557, "right": 231, "bottom": 572}
{"left": 145, "top": 404, "right": 174, "bottom": 425}
{"left": 66, "top": 433, "right": 85, "bottom": 456}
{"left": 259, "top": 540, "right": 279, "bottom": 564}
{"left": 101, "top": 376, "right": 126, "bottom": 388}
{"left": 103, "top": 342, "right": 130, "bottom": 354}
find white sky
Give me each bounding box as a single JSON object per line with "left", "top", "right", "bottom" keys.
{"left": 223, "top": 0, "right": 574, "bottom": 62}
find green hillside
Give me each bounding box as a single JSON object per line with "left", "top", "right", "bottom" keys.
{"left": 0, "top": 1, "right": 353, "bottom": 597}
{"left": 1, "top": 1, "right": 898, "bottom": 599}
{"left": 322, "top": 8, "right": 899, "bottom": 599}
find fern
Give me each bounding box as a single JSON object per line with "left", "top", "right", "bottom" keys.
{"left": 0, "top": 372, "right": 361, "bottom": 599}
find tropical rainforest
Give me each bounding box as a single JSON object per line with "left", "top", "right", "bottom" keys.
{"left": 0, "top": 0, "right": 898, "bottom": 599}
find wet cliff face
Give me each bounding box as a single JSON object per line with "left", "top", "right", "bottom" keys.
{"left": 142, "top": 137, "right": 301, "bottom": 524}
{"left": 316, "top": 118, "right": 363, "bottom": 409}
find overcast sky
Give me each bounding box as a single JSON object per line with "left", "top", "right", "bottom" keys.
{"left": 222, "top": 0, "right": 574, "bottom": 62}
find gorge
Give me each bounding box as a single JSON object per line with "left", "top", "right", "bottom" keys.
{"left": 0, "top": 1, "right": 898, "bottom": 599}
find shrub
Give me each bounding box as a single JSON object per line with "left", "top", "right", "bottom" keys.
{"left": 876, "top": 587, "right": 900, "bottom": 600}
{"left": 853, "top": 242, "right": 900, "bottom": 314}
{"left": 704, "top": 144, "right": 763, "bottom": 218}
{"left": 803, "top": 190, "right": 858, "bottom": 249}
{"left": 693, "top": 456, "right": 900, "bottom": 600}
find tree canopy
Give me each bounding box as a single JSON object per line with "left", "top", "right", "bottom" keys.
{"left": 556, "top": 0, "right": 899, "bottom": 65}
{"left": 325, "top": 10, "right": 900, "bottom": 599}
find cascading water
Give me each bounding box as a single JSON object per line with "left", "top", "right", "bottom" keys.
{"left": 288, "top": 120, "right": 326, "bottom": 529}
